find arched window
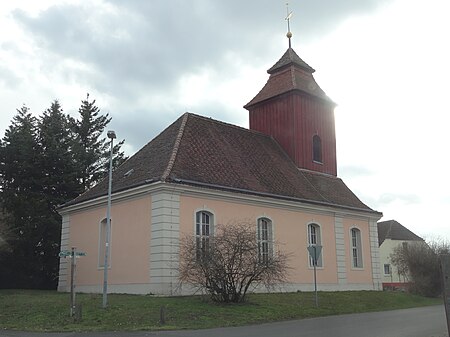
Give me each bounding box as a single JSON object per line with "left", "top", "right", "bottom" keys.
{"left": 195, "top": 211, "right": 213, "bottom": 258}
{"left": 313, "top": 135, "right": 322, "bottom": 163}
{"left": 351, "top": 228, "right": 363, "bottom": 268}
{"left": 98, "top": 218, "right": 111, "bottom": 268}
{"left": 308, "top": 223, "right": 323, "bottom": 267}
{"left": 257, "top": 218, "right": 273, "bottom": 263}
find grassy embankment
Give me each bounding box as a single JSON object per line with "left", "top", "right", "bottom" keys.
{"left": 0, "top": 289, "right": 442, "bottom": 332}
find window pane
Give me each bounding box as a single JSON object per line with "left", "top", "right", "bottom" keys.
{"left": 258, "top": 218, "right": 272, "bottom": 263}
{"left": 262, "top": 242, "right": 268, "bottom": 254}
{"left": 262, "top": 227, "right": 268, "bottom": 240}
{"left": 351, "top": 229, "right": 362, "bottom": 268}
{"left": 202, "top": 212, "right": 209, "bottom": 225}
{"left": 196, "top": 237, "right": 200, "bottom": 251}
{"left": 313, "top": 135, "right": 322, "bottom": 163}
{"left": 309, "top": 225, "right": 318, "bottom": 245}
{"left": 308, "top": 224, "right": 322, "bottom": 267}
{"left": 195, "top": 211, "right": 213, "bottom": 259}
{"left": 353, "top": 248, "right": 358, "bottom": 267}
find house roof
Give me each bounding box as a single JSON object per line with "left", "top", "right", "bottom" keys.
{"left": 377, "top": 220, "right": 423, "bottom": 246}
{"left": 63, "top": 113, "right": 377, "bottom": 214}
{"left": 245, "top": 48, "right": 334, "bottom": 108}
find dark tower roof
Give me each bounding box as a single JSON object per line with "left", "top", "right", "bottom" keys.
{"left": 245, "top": 47, "right": 334, "bottom": 108}
{"left": 267, "top": 47, "right": 315, "bottom": 74}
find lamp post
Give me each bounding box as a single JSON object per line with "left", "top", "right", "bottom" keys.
{"left": 102, "top": 130, "right": 116, "bottom": 308}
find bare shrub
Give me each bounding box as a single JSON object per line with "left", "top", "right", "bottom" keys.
{"left": 390, "top": 239, "right": 450, "bottom": 297}
{"left": 178, "top": 220, "right": 289, "bottom": 303}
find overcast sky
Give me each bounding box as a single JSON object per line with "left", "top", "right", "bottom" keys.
{"left": 1, "top": 0, "right": 449, "bottom": 241}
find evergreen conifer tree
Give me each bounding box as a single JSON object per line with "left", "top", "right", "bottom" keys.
{"left": 39, "top": 100, "right": 80, "bottom": 202}
{"left": 0, "top": 106, "right": 49, "bottom": 288}
{"left": 0, "top": 97, "right": 128, "bottom": 289}
{"left": 72, "top": 94, "right": 127, "bottom": 191}
{"left": 36, "top": 100, "right": 82, "bottom": 288}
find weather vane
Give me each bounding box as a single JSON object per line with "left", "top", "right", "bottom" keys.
{"left": 285, "top": 2, "right": 293, "bottom": 48}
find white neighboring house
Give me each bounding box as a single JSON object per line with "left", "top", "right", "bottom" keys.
{"left": 378, "top": 220, "right": 423, "bottom": 289}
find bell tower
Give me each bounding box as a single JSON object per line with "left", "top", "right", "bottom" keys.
{"left": 244, "top": 18, "right": 337, "bottom": 176}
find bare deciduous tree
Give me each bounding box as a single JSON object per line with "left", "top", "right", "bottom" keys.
{"left": 178, "top": 220, "right": 289, "bottom": 303}
{"left": 390, "top": 239, "right": 450, "bottom": 297}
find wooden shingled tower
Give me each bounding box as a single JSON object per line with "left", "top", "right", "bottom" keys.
{"left": 244, "top": 20, "right": 337, "bottom": 176}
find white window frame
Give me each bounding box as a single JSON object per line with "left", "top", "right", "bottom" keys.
{"left": 195, "top": 210, "right": 214, "bottom": 258}
{"left": 98, "top": 218, "right": 112, "bottom": 269}
{"left": 384, "top": 263, "right": 391, "bottom": 275}
{"left": 350, "top": 227, "right": 363, "bottom": 269}
{"left": 257, "top": 217, "right": 273, "bottom": 263}
{"left": 307, "top": 223, "right": 323, "bottom": 267}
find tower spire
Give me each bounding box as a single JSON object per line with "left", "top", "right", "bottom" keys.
{"left": 285, "top": 2, "right": 293, "bottom": 48}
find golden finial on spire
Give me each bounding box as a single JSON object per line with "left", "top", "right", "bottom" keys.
{"left": 285, "top": 3, "right": 293, "bottom": 48}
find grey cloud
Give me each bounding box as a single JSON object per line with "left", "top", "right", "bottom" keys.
{"left": 379, "top": 193, "right": 421, "bottom": 205}
{"left": 111, "top": 107, "right": 181, "bottom": 154}
{"left": 365, "top": 193, "right": 421, "bottom": 210}
{"left": 0, "top": 64, "right": 21, "bottom": 88}
{"left": 339, "top": 165, "right": 374, "bottom": 177}
{"left": 13, "top": 0, "right": 393, "bottom": 96}
{"left": 11, "top": 0, "right": 393, "bottom": 154}
{"left": 112, "top": 100, "right": 241, "bottom": 155}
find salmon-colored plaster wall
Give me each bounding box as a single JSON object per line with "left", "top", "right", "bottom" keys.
{"left": 343, "top": 218, "right": 373, "bottom": 284}
{"left": 69, "top": 195, "right": 151, "bottom": 286}
{"left": 179, "top": 195, "right": 338, "bottom": 284}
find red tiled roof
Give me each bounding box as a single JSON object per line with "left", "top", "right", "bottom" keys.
{"left": 63, "top": 113, "right": 378, "bottom": 214}
{"left": 245, "top": 48, "right": 334, "bottom": 108}
{"left": 65, "top": 115, "right": 185, "bottom": 206}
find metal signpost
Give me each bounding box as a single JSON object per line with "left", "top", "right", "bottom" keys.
{"left": 307, "top": 245, "right": 322, "bottom": 308}
{"left": 440, "top": 254, "right": 450, "bottom": 335}
{"left": 59, "top": 248, "right": 86, "bottom": 317}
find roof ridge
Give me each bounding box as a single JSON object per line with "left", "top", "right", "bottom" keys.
{"left": 290, "top": 65, "right": 297, "bottom": 88}
{"left": 297, "top": 169, "right": 332, "bottom": 204}
{"left": 187, "top": 112, "right": 274, "bottom": 138}
{"left": 161, "top": 113, "right": 189, "bottom": 181}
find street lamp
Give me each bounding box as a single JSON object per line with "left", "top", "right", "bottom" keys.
{"left": 102, "top": 130, "right": 116, "bottom": 308}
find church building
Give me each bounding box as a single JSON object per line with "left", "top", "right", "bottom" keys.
{"left": 58, "top": 35, "right": 383, "bottom": 294}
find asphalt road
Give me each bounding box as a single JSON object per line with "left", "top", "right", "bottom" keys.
{"left": 1, "top": 305, "right": 448, "bottom": 337}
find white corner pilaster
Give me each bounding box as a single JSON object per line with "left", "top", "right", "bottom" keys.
{"left": 369, "top": 218, "right": 382, "bottom": 290}
{"left": 57, "top": 214, "right": 70, "bottom": 292}
{"left": 150, "top": 190, "right": 180, "bottom": 295}
{"left": 334, "top": 216, "right": 347, "bottom": 284}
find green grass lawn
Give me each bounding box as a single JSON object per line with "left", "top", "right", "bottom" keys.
{"left": 0, "top": 289, "right": 442, "bottom": 332}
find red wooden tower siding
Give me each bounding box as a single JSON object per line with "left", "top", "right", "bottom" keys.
{"left": 245, "top": 47, "right": 337, "bottom": 176}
